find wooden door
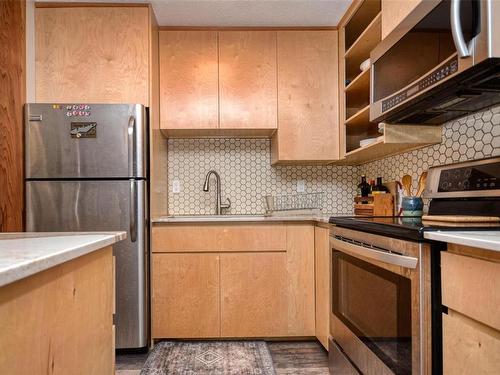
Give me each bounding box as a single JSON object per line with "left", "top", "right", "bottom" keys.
{"left": 315, "top": 226, "right": 330, "bottom": 350}
{"left": 272, "top": 31, "right": 339, "bottom": 164}
{"left": 152, "top": 253, "right": 220, "bottom": 338}
{"left": 218, "top": 31, "right": 277, "bottom": 132}
{"left": 35, "top": 6, "right": 149, "bottom": 104}
{"left": 381, "top": 0, "right": 421, "bottom": 39}
{"left": 220, "top": 252, "right": 288, "bottom": 337}
{"left": 159, "top": 31, "right": 219, "bottom": 132}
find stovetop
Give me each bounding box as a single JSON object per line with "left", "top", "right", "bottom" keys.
{"left": 329, "top": 215, "right": 500, "bottom": 242}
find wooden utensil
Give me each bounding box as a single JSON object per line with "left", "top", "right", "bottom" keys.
{"left": 401, "top": 175, "right": 412, "bottom": 196}
{"left": 415, "top": 171, "right": 428, "bottom": 197}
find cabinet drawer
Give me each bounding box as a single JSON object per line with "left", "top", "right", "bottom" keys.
{"left": 443, "top": 310, "right": 500, "bottom": 374}
{"left": 328, "top": 338, "right": 361, "bottom": 375}
{"left": 152, "top": 225, "right": 220, "bottom": 252}
{"left": 442, "top": 251, "right": 500, "bottom": 330}
{"left": 152, "top": 224, "right": 286, "bottom": 252}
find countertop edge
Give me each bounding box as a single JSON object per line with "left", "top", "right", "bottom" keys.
{"left": 152, "top": 216, "right": 331, "bottom": 224}
{"left": 423, "top": 231, "right": 500, "bottom": 252}
{"left": 0, "top": 232, "right": 126, "bottom": 288}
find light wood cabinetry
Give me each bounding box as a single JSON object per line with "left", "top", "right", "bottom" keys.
{"left": 271, "top": 30, "right": 339, "bottom": 164}
{"left": 381, "top": 0, "right": 421, "bottom": 39}
{"left": 0, "top": 247, "right": 114, "bottom": 374}
{"left": 336, "top": 0, "right": 441, "bottom": 165}
{"left": 220, "top": 252, "right": 288, "bottom": 337}
{"left": 219, "top": 31, "right": 277, "bottom": 132}
{"left": 159, "top": 31, "right": 219, "bottom": 132}
{"left": 315, "top": 225, "right": 330, "bottom": 350}
{"left": 441, "top": 245, "right": 500, "bottom": 374}
{"left": 152, "top": 253, "right": 220, "bottom": 338}
{"left": 151, "top": 223, "right": 315, "bottom": 339}
{"left": 35, "top": 6, "right": 150, "bottom": 105}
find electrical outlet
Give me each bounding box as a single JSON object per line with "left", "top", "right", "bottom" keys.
{"left": 296, "top": 180, "right": 306, "bottom": 193}
{"left": 172, "top": 180, "right": 181, "bottom": 193}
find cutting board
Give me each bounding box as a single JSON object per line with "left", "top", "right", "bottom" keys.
{"left": 422, "top": 215, "right": 500, "bottom": 223}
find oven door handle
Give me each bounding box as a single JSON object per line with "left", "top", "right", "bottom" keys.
{"left": 331, "top": 237, "right": 418, "bottom": 269}
{"left": 451, "top": 0, "right": 473, "bottom": 58}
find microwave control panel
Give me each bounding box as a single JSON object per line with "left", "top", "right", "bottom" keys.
{"left": 382, "top": 56, "right": 459, "bottom": 113}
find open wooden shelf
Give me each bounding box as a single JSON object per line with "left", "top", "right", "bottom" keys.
{"left": 345, "top": 67, "right": 370, "bottom": 108}
{"left": 342, "top": 124, "right": 443, "bottom": 165}
{"left": 345, "top": 12, "right": 381, "bottom": 81}
{"left": 345, "top": 105, "right": 370, "bottom": 129}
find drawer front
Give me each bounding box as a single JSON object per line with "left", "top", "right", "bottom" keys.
{"left": 442, "top": 251, "right": 500, "bottom": 330}
{"left": 443, "top": 310, "right": 500, "bottom": 374}
{"left": 152, "top": 224, "right": 286, "bottom": 253}
{"left": 152, "top": 225, "right": 220, "bottom": 252}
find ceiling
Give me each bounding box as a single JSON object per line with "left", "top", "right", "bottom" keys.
{"left": 37, "top": 0, "right": 352, "bottom": 27}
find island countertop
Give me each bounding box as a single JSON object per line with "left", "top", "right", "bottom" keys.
{"left": 424, "top": 230, "right": 500, "bottom": 252}
{"left": 0, "top": 232, "right": 126, "bottom": 288}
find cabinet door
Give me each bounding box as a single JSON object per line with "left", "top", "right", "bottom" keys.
{"left": 315, "top": 226, "right": 330, "bottom": 350}
{"left": 219, "top": 31, "right": 277, "bottom": 131}
{"left": 273, "top": 31, "right": 339, "bottom": 164}
{"left": 220, "top": 252, "right": 288, "bottom": 337}
{"left": 381, "top": 0, "right": 421, "bottom": 39}
{"left": 159, "top": 31, "right": 219, "bottom": 132}
{"left": 152, "top": 253, "right": 220, "bottom": 338}
{"left": 35, "top": 6, "right": 149, "bottom": 104}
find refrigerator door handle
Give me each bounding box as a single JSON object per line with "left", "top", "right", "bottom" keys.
{"left": 130, "top": 179, "right": 137, "bottom": 243}
{"left": 128, "top": 115, "right": 136, "bottom": 176}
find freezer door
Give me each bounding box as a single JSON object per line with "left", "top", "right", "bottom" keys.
{"left": 25, "top": 104, "right": 147, "bottom": 179}
{"left": 26, "top": 180, "right": 148, "bottom": 349}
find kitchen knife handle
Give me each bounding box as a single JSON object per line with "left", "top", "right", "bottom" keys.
{"left": 127, "top": 115, "right": 136, "bottom": 177}
{"left": 130, "top": 179, "right": 137, "bottom": 243}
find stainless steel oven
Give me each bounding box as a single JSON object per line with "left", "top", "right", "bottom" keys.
{"left": 371, "top": 0, "right": 500, "bottom": 125}
{"left": 329, "top": 227, "right": 432, "bottom": 375}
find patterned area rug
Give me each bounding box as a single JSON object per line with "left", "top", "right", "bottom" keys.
{"left": 140, "top": 341, "right": 276, "bottom": 375}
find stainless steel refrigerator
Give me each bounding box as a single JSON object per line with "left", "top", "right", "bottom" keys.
{"left": 25, "top": 103, "right": 149, "bottom": 350}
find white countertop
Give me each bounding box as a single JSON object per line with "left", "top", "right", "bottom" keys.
{"left": 424, "top": 231, "right": 500, "bottom": 252}
{"left": 152, "top": 214, "right": 332, "bottom": 224}
{"left": 0, "top": 232, "right": 126, "bottom": 288}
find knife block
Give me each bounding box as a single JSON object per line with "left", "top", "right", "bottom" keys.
{"left": 354, "top": 194, "right": 394, "bottom": 216}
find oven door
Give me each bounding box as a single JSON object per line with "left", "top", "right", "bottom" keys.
{"left": 330, "top": 236, "right": 418, "bottom": 375}
{"left": 371, "top": 0, "right": 485, "bottom": 125}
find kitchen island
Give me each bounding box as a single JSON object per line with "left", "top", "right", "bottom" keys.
{"left": 0, "top": 232, "right": 125, "bottom": 375}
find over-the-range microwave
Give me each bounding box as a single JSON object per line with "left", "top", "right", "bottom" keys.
{"left": 370, "top": 0, "right": 500, "bottom": 125}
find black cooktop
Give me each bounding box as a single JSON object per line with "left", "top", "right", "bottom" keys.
{"left": 329, "top": 215, "right": 500, "bottom": 242}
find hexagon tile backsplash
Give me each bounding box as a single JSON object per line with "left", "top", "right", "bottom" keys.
{"left": 167, "top": 106, "right": 500, "bottom": 216}
{"left": 167, "top": 139, "right": 358, "bottom": 215}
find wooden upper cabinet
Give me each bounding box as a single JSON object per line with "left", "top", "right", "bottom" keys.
{"left": 35, "top": 6, "right": 149, "bottom": 104}
{"left": 272, "top": 31, "right": 339, "bottom": 164}
{"left": 218, "top": 31, "right": 277, "bottom": 131}
{"left": 159, "top": 31, "right": 219, "bottom": 132}
{"left": 381, "top": 0, "right": 421, "bottom": 39}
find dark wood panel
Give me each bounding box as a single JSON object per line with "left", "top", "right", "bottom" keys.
{"left": 0, "top": 0, "right": 25, "bottom": 231}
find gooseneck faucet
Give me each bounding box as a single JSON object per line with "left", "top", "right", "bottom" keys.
{"left": 203, "top": 170, "right": 231, "bottom": 215}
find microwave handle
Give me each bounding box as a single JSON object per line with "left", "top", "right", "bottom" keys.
{"left": 451, "top": 0, "right": 473, "bottom": 58}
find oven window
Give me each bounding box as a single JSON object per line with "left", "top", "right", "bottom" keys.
{"left": 332, "top": 251, "right": 412, "bottom": 375}
{"left": 373, "top": 0, "right": 480, "bottom": 102}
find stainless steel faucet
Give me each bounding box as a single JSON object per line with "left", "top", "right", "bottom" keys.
{"left": 203, "top": 170, "right": 231, "bottom": 215}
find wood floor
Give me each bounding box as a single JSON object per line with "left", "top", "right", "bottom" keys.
{"left": 115, "top": 340, "right": 329, "bottom": 374}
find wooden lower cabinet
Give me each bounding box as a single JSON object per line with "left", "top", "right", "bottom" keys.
{"left": 443, "top": 310, "right": 500, "bottom": 374}
{"left": 441, "top": 244, "right": 500, "bottom": 374}
{"left": 0, "top": 247, "right": 114, "bottom": 374}
{"left": 315, "top": 225, "right": 330, "bottom": 350}
{"left": 151, "top": 223, "right": 315, "bottom": 339}
{"left": 152, "top": 253, "right": 220, "bottom": 338}
{"left": 220, "top": 252, "right": 288, "bottom": 337}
